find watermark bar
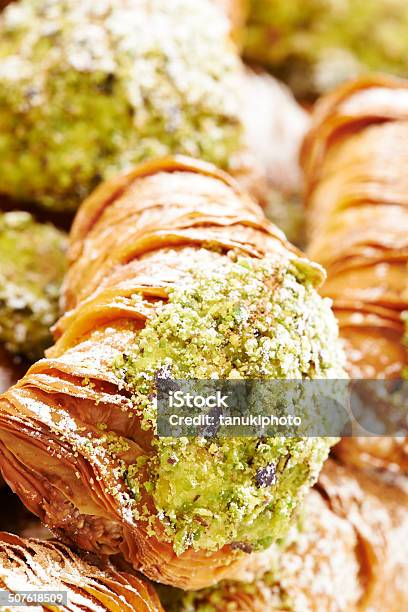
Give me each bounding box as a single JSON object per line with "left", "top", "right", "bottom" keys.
{"left": 0, "top": 591, "right": 68, "bottom": 606}
{"left": 157, "top": 379, "right": 407, "bottom": 438}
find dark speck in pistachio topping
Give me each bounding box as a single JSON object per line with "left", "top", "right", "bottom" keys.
{"left": 256, "top": 462, "right": 277, "bottom": 488}
{"left": 112, "top": 252, "right": 346, "bottom": 555}
{"left": 230, "top": 541, "right": 254, "bottom": 553}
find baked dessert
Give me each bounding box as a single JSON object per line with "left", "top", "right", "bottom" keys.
{"left": 302, "top": 76, "right": 408, "bottom": 472}
{"left": 0, "top": 157, "right": 344, "bottom": 589}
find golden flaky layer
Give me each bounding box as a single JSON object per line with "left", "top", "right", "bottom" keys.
{"left": 62, "top": 156, "right": 306, "bottom": 312}
{"left": 169, "top": 460, "right": 408, "bottom": 611}
{"left": 303, "top": 76, "right": 408, "bottom": 472}
{"left": 0, "top": 532, "right": 162, "bottom": 611}
{"left": 317, "top": 462, "right": 408, "bottom": 612}
{"left": 0, "top": 157, "right": 326, "bottom": 590}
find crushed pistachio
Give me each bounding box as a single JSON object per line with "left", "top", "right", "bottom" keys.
{"left": 125, "top": 464, "right": 141, "bottom": 502}
{"left": 0, "top": 0, "right": 242, "bottom": 210}
{"left": 112, "top": 255, "right": 345, "bottom": 555}
{"left": 165, "top": 571, "right": 295, "bottom": 612}
{"left": 0, "top": 211, "right": 67, "bottom": 360}
{"left": 157, "top": 510, "right": 305, "bottom": 611}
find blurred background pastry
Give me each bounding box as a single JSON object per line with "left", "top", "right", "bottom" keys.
{"left": 0, "top": 0, "right": 242, "bottom": 211}
{"left": 244, "top": 0, "right": 408, "bottom": 99}
{"left": 0, "top": 211, "right": 67, "bottom": 361}
{"left": 232, "top": 67, "right": 309, "bottom": 245}
{"left": 302, "top": 76, "right": 408, "bottom": 473}
{"left": 0, "top": 0, "right": 309, "bottom": 245}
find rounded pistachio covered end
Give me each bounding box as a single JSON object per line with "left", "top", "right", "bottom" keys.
{"left": 114, "top": 253, "right": 346, "bottom": 555}
{"left": 0, "top": 0, "right": 242, "bottom": 210}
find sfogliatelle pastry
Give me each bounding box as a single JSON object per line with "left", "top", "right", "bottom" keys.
{"left": 0, "top": 157, "right": 345, "bottom": 589}
{"left": 0, "top": 0, "right": 242, "bottom": 210}
{"left": 244, "top": 0, "right": 408, "bottom": 99}
{"left": 302, "top": 76, "right": 408, "bottom": 472}
{"left": 0, "top": 531, "right": 162, "bottom": 611}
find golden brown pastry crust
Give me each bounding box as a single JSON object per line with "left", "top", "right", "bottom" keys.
{"left": 0, "top": 156, "right": 320, "bottom": 590}
{"left": 302, "top": 76, "right": 408, "bottom": 472}
{"left": 0, "top": 531, "right": 162, "bottom": 611}
{"left": 317, "top": 461, "right": 408, "bottom": 612}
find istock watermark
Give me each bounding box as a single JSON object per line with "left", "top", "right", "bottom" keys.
{"left": 168, "top": 389, "right": 229, "bottom": 409}
{"left": 156, "top": 378, "right": 408, "bottom": 438}
{"left": 169, "top": 412, "right": 302, "bottom": 428}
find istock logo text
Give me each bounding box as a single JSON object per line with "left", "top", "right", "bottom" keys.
{"left": 168, "top": 390, "right": 229, "bottom": 409}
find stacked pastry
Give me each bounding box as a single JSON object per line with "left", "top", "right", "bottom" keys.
{"left": 164, "top": 75, "right": 408, "bottom": 612}
{"left": 302, "top": 76, "right": 408, "bottom": 473}
{"left": 0, "top": 532, "right": 162, "bottom": 611}
{"left": 0, "top": 3, "right": 406, "bottom": 610}
{"left": 0, "top": 157, "right": 345, "bottom": 591}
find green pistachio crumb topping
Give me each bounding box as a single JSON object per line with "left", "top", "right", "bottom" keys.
{"left": 245, "top": 0, "right": 408, "bottom": 98}
{"left": 0, "top": 0, "right": 242, "bottom": 210}
{"left": 0, "top": 211, "right": 67, "bottom": 360}
{"left": 158, "top": 510, "right": 305, "bottom": 611}
{"left": 112, "top": 254, "right": 345, "bottom": 555}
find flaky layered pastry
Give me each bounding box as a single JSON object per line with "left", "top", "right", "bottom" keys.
{"left": 165, "top": 460, "right": 408, "bottom": 611}
{"left": 0, "top": 157, "right": 345, "bottom": 589}
{"left": 302, "top": 76, "right": 408, "bottom": 472}
{"left": 0, "top": 532, "right": 162, "bottom": 611}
